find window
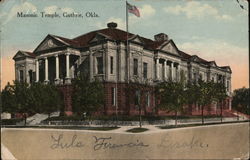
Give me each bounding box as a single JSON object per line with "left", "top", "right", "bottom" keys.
{"left": 96, "top": 57, "right": 103, "bottom": 74}
{"left": 143, "top": 62, "right": 147, "bottom": 79}
{"left": 133, "top": 59, "right": 138, "bottom": 76}
{"left": 135, "top": 90, "right": 140, "bottom": 106}
{"left": 146, "top": 92, "right": 150, "bottom": 107}
{"left": 110, "top": 56, "right": 113, "bottom": 74}
{"left": 19, "top": 70, "right": 24, "bottom": 82}
{"left": 111, "top": 87, "right": 116, "bottom": 106}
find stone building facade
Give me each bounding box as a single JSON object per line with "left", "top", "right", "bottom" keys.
{"left": 13, "top": 22, "right": 232, "bottom": 116}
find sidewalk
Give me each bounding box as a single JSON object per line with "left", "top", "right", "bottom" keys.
{"left": 108, "top": 117, "right": 249, "bottom": 133}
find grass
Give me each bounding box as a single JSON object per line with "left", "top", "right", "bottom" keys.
{"left": 1, "top": 125, "right": 120, "bottom": 131}
{"left": 126, "top": 127, "right": 149, "bottom": 133}
{"left": 158, "top": 120, "right": 250, "bottom": 129}
{"left": 43, "top": 115, "right": 222, "bottom": 122}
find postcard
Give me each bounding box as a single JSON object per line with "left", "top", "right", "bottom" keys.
{"left": 1, "top": 0, "right": 249, "bottom": 159}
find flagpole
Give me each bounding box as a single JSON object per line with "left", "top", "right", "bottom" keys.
{"left": 126, "top": 0, "right": 130, "bottom": 83}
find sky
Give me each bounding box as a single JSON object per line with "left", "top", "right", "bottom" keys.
{"left": 0, "top": 0, "right": 249, "bottom": 90}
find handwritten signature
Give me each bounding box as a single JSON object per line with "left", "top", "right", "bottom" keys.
{"left": 158, "top": 134, "right": 208, "bottom": 150}
{"left": 93, "top": 136, "right": 149, "bottom": 151}
{"left": 50, "top": 133, "right": 84, "bottom": 149}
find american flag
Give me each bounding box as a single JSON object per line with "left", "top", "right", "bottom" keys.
{"left": 127, "top": 2, "right": 140, "bottom": 17}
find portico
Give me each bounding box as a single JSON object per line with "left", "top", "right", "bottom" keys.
{"left": 155, "top": 57, "right": 180, "bottom": 82}
{"left": 35, "top": 51, "right": 79, "bottom": 84}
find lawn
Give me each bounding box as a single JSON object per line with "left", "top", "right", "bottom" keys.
{"left": 126, "top": 127, "right": 149, "bottom": 133}
{"left": 43, "top": 115, "right": 222, "bottom": 122}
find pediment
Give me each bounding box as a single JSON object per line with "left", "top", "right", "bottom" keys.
{"left": 221, "top": 66, "right": 231, "bottom": 73}
{"left": 129, "top": 35, "right": 144, "bottom": 44}
{"left": 89, "top": 33, "right": 111, "bottom": 43}
{"left": 209, "top": 61, "right": 217, "bottom": 67}
{"left": 13, "top": 52, "right": 25, "bottom": 59}
{"left": 33, "top": 35, "right": 66, "bottom": 53}
{"left": 226, "top": 68, "right": 231, "bottom": 72}
{"left": 159, "top": 40, "right": 179, "bottom": 55}
{"left": 13, "top": 51, "right": 35, "bottom": 60}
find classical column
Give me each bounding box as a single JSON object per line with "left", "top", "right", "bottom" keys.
{"left": 44, "top": 57, "right": 49, "bottom": 83}
{"left": 35, "top": 59, "right": 39, "bottom": 82}
{"left": 164, "top": 60, "right": 167, "bottom": 80}
{"left": 155, "top": 58, "right": 159, "bottom": 80}
{"left": 55, "top": 55, "right": 60, "bottom": 84}
{"left": 224, "top": 76, "right": 227, "bottom": 88}
{"left": 65, "top": 53, "right": 71, "bottom": 84}
{"left": 171, "top": 62, "right": 174, "bottom": 81}
{"left": 176, "top": 64, "right": 179, "bottom": 81}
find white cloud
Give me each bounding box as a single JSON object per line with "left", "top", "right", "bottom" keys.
{"left": 129, "top": 4, "right": 156, "bottom": 25}
{"left": 43, "top": 6, "right": 75, "bottom": 14}
{"left": 61, "top": 7, "right": 74, "bottom": 13}
{"left": 43, "top": 6, "right": 58, "bottom": 14}
{"left": 1, "top": 2, "right": 37, "bottom": 25}
{"left": 163, "top": 1, "right": 232, "bottom": 21}
{"left": 179, "top": 39, "right": 249, "bottom": 89}
{"left": 139, "top": 4, "right": 156, "bottom": 18}
{"left": 178, "top": 39, "right": 248, "bottom": 66}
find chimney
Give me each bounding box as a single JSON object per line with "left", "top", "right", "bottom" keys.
{"left": 154, "top": 33, "right": 168, "bottom": 41}
{"left": 107, "top": 22, "right": 117, "bottom": 29}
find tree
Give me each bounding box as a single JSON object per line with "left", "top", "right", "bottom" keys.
{"left": 197, "top": 81, "right": 216, "bottom": 124}
{"left": 186, "top": 79, "right": 220, "bottom": 124}
{"left": 213, "top": 83, "right": 227, "bottom": 122}
{"left": 72, "top": 75, "right": 104, "bottom": 118}
{"left": 1, "top": 82, "right": 17, "bottom": 116}
{"left": 3, "top": 81, "right": 33, "bottom": 125}
{"left": 156, "top": 80, "right": 187, "bottom": 126}
{"left": 29, "top": 82, "right": 61, "bottom": 118}
{"left": 127, "top": 78, "right": 151, "bottom": 128}
{"left": 43, "top": 84, "right": 62, "bottom": 118}
{"left": 232, "top": 87, "right": 249, "bottom": 115}
{"left": 1, "top": 81, "right": 62, "bottom": 124}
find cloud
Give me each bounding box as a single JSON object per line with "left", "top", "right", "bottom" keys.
{"left": 1, "top": 2, "right": 37, "bottom": 25}
{"left": 129, "top": 4, "right": 156, "bottom": 26}
{"left": 139, "top": 4, "right": 156, "bottom": 19}
{"left": 43, "top": 6, "right": 75, "bottom": 14}
{"left": 163, "top": 1, "right": 232, "bottom": 21}
{"left": 178, "top": 39, "right": 249, "bottom": 89}
{"left": 178, "top": 40, "right": 247, "bottom": 64}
